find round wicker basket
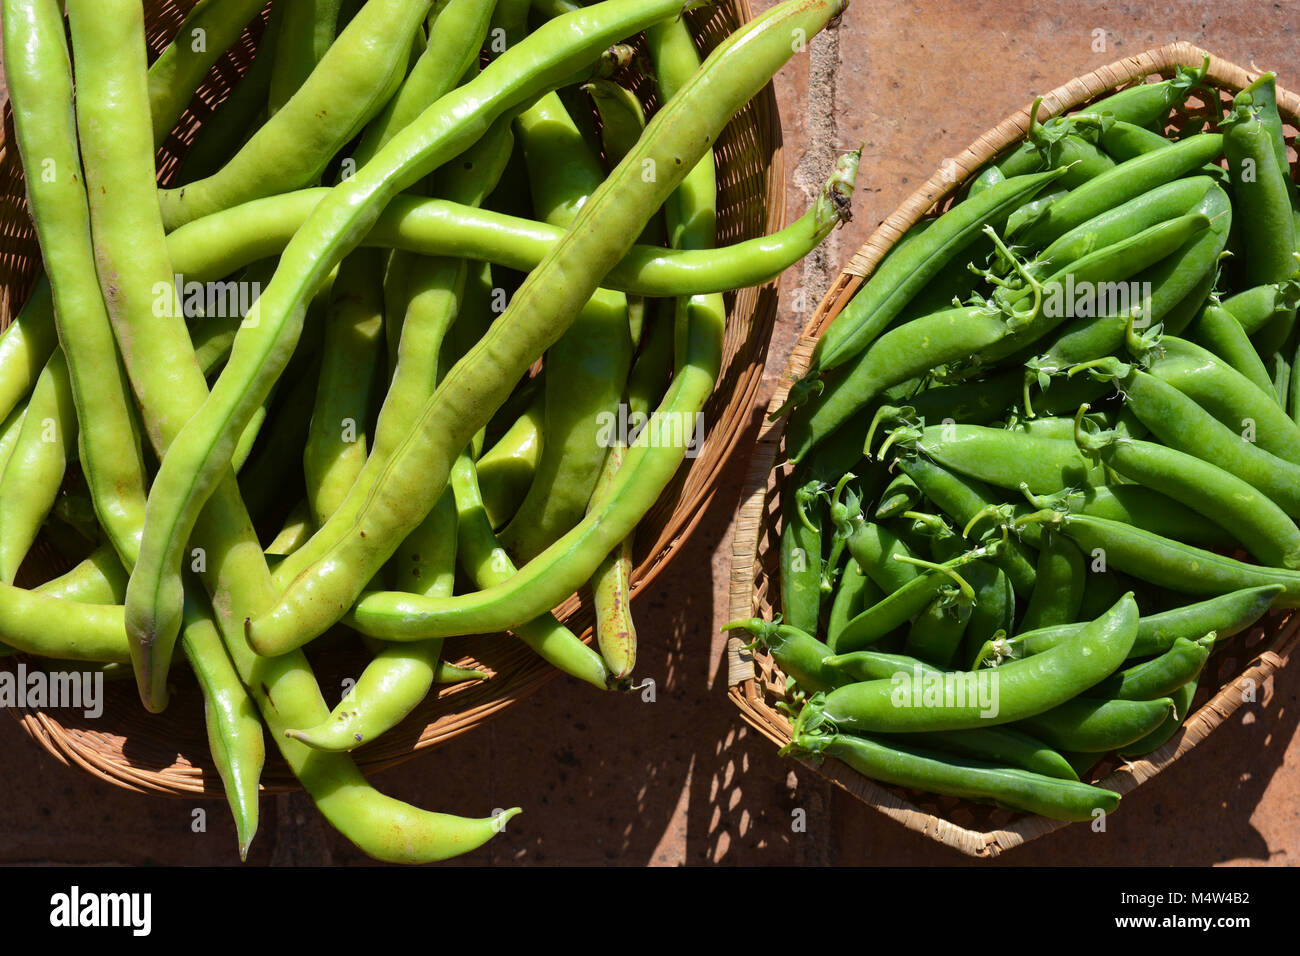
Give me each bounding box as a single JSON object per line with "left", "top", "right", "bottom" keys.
{"left": 0, "top": 0, "right": 785, "bottom": 794}
{"left": 728, "top": 42, "right": 1300, "bottom": 858}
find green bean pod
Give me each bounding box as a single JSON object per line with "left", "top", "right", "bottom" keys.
{"left": 253, "top": 0, "right": 847, "bottom": 654}
{"left": 159, "top": 0, "right": 427, "bottom": 228}
{"left": 0, "top": 350, "right": 76, "bottom": 583}
{"left": 146, "top": 0, "right": 268, "bottom": 146}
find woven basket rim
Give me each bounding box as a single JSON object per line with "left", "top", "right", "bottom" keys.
{"left": 726, "top": 41, "right": 1300, "bottom": 858}
{"left": 0, "top": 0, "right": 786, "bottom": 797}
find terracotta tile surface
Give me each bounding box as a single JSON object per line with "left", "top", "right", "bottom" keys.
{"left": 1, "top": 0, "right": 1298, "bottom": 866}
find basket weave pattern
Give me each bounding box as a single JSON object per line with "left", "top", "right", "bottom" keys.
{"left": 0, "top": 0, "right": 784, "bottom": 794}
{"left": 728, "top": 42, "right": 1300, "bottom": 857}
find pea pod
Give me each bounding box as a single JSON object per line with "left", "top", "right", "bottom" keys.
{"left": 1016, "top": 697, "right": 1175, "bottom": 752}
{"left": 805, "top": 169, "right": 1065, "bottom": 376}
{"left": 724, "top": 619, "right": 847, "bottom": 695}
{"left": 1031, "top": 510, "right": 1300, "bottom": 606}
{"left": 1011, "top": 134, "right": 1224, "bottom": 249}
{"left": 1221, "top": 84, "right": 1297, "bottom": 288}
{"left": 1075, "top": 414, "right": 1300, "bottom": 569}
{"left": 1018, "top": 529, "right": 1085, "bottom": 631}
{"left": 1188, "top": 304, "right": 1277, "bottom": 401}
{"left": 788, "top": 305, "right": 1014, "bottom": 463}
{"left": 887, "top": 727, "right": 1078, "bottom": 781}
{"left": 1083, "top": 61, "right": 1207, "bottom": 127}
{"left": 1119, "top": 678, "right": 1200, "bottom": 758}
{"left": 977, "top": 585, "right": 1281, "bottom": 667}
{"left": 789, "top": 731, "right": 1118, "bottom": 822}
{"left": 1089, "top": 635, "right": 1213, "bottom": 701}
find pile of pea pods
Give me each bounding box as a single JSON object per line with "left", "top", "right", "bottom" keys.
{"left": 0, "top": 0, "right": 860, "bottom": 862}
{"left": 732, "top": 61, "right": 1300, "bottom": 823}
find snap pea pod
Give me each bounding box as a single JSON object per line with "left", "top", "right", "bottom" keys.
{"left": 251, "top": 0, "right": 846, "bottom": 654}
{"left": 780, "top": 480, "right": 825, "bottom": 635}
{"left": 875, "top": 472, "right": 921, "bottom": 520}
{"left": 158, "top": 0, "right": 428, "bottom": 228}
{"left": 968, "top": 166, "right": 1005, "bottom": 197}
{"left": 1089, "top": 635, "right": 1213, "bottom": 701}
{"left": 1128, "top": 183, "right": 1232, "bottom": 339}
{"left": 1083, "top": 62, "right": 1207, "bottom": 127}
{"left": 1119, "top": 677, "right": 1200, "bottom": 758}
{"left": 1221, "top": 278, "right": 1300, "bottom": 336}
{"left": 845, "top": 520, "right": 922, "bottom": 596}
{"left": 1004, "top": 188, "right": 1068, "bottom": 237}
{"left": 1097, "top": 119, "right": 1172, "bottom": 160}
{"left": 724, "top": 619, "right": 848, "bottom": 696}
{"left": 72, "top": 0, "right": 514, "bottom": 862}
{"left": 902, "top": 587, "right": 972, "bottom": 668}
{"left": 1075, "top": 415, "right": 1300, "bottom": 569}
{"left": 1031, "top": 176, "right": 1217, "bottom": 281}
{"left": 1187, "top": 304, "right": 1277, "bottom": 401}
{"left": 0, "top": 350, "right": 76, "bottom": 583}
{"left": 830, "top": 548, "right": 989, "bottom": 654}
{"left": 806, "top": 169, "right": 1065, "bottom": 377}
{"left": 1030, "top": 510, "right": 1300, "bottom": 606}
{"left": 803, "top": 594, "right": 1139, "bottom": 733}
{"left": 787, "top": 305, "right": 1013, "bottom": 463}
{"left": 1016, "top": 697, "right": 1175, "bottom": 752}
{"left": 146, "top": 0, "right": 269, "bottom": 146}
{"left": 892, "top": 455, "right": 1037, "bottom": 598}
{"left": 1011, "top": 134, "right": 1224, "bottom": 249}
{"left": 960, "top": 561, "right": 1014, "bottom": 667}
{"left": 163, "top": 185, "right": 845, "bottom": 297}
{"left": 1142, "top": 335, "right": 1300, "bottom": 465}
{"left": 976, "top": 585, "right": 1281, "bottom": 667}
{"left": 909, "top": 425, "right": 1105, "bottom": 495}
{"left": 986, "top": 212, "right": 1212, "bottom": 363}
{"left": 827, "top": 561, "right": 879, "bottom": 647}
{"left": 1018, "top": 528, "right": 1085, "bottom": 632}
{"left": 1222, "top": 83, "right": 1297, "bottom": 288}
{"left": 885, "top": 727, "right": 1078, "bottom": 780}
{"left": 1100, "top": 359, "right": 1300, "bottom": 515}
{"left": 789, "top": 731, "right": 1119, "bottom": 821}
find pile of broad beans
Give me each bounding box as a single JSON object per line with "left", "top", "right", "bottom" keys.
{"left": 735, "top": 61, "right": 1300, "bottom": 823}
{"left": 0, "top": 0, "right": 857, "bottom": 861}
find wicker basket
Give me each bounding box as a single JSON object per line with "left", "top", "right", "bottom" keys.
{"left": 0, "top": 0, "right": 784, "bottom": 794}
{"left": 728, "top": 42, "right": 1300, "bottom": 857}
